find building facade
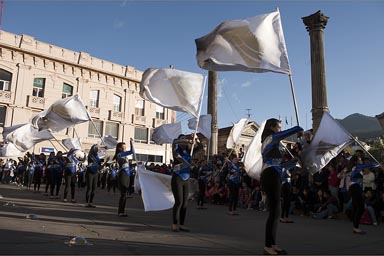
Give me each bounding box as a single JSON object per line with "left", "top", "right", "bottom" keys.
{"left": 0, "top": 30, "right": 176, "bottom": 163}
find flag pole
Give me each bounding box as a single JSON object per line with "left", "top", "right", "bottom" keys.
{"left": 350, "top": 135, "right": 381, "bottom": 165}
{"left": 51, "top": 134, "right": 68, "bottom": 152}
{"left": 48, "top": 140, "right": 59, "bottom": 152}
{"left": 85, "top": 111, "right": 106, "bottom": 146}
{"left": 190, "top": 75, "right": 207, "bottom": 157}
{"left": 288, "top": 74, "right": 300, "bottom": 126}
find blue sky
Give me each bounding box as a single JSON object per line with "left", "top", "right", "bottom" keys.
{"left": 4, "top": 0, "right": 384, "bottom": 131}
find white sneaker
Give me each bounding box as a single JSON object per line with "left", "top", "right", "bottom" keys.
{"left": 63, "top": 199, "right": 68, "bottom": 202}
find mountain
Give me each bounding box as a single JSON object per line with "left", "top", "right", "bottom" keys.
{"left": 337, "top": 113, "right": 383, "bottom": 139}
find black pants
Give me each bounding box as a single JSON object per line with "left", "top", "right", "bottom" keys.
{"left": 78, "top": 172, "right": 85, "bottom": 188}
{"left": 118, "top": 171, "right": 130, "bottom": 214}
{"left": 228, "top": 182, "right": 240, "bottom": 212}
{"left": 107, "top": 178, "right": 118, "bottom": 193}
{"left": 197, "top": 180, "right": 207, "bottom": 206}
{"left": 64, "top": 171, "right": 76, "bottom": 200}
{"left": 281, "top": 182, "right": 291, "bottom": 219}
{"left": 349, "top": 184, "right": 364, "bottom": 229}
{"left": 45, "top": 169, "right": 53, "bottom": 193}
{"left": 51, "top": 171, "right": 62, "bottom": 196}
{"left": 34, "top": 170, "right": 43, "bottom": 191}
{"left": 171, "top": 173, "right": 189, "bottom": 225}
{"left": 260, "top": 167, "right": 281, "bottom": 248}
{"left": 86, "top": 171, "right": 98, "bottom": 203}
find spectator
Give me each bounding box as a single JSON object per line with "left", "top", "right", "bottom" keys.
{"left": 239, "top": 182, "right": 251, "bottom": 209}
{"left": 363, "top": 166, "right": 376, "bottom": 192}
{"left": 312, "top": 190, "right": 338, "bottom": 219}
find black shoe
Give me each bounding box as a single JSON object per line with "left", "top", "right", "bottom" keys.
{"left": 179, "top": 226, "right": 190, "bottom": 232}
{"left": 274, "top": 248, "right": 288, "bottom": 255}
{"left": 118, "top": 213, "right": 128, "bottom": 217}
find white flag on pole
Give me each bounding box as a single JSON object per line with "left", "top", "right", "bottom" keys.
{"left": 140, "top": 68, "right": 205, "bottom": 117}
{"left": 136, "top": 164, "right": 174, "bottom": 212}
{"left": 301, "top": 112, "right": 353, "bottom": 174}
{"left": 31, "top": 94, "right": 90, "bottom": 132}
{"left": 2, "top": 123, "right": 25, "bottom": 141}
{"left": 188, "top": 114, "right": 212, "bottom": 139}
{"left": 195, "top": 10, "right": 290, "bottom": 74}
{"left": 101, "top": 135, "right": 119, "bottom": 149}
{"left": 1, "top": 142, "right": 23, "bottom": 157}
{"left": 226, "top": 118, "right": 248, "bottom": 149}
{"left": 243, "top": 120, "right": 266, "bottom": 180}
{"left": 152, "top": 122, "right": 182, "bottom": 145}
{"left": 5, "top": 124, "right": 54, "bottom": 152}
{"left": 62, "top": 138, "right": 82, "bottom": 150}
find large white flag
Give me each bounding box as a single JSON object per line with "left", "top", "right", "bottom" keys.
{"left": 31, "top": 94, "right": 90, "bottom": 132}
{"left": 301, "top": 112, "right": 353, "bottom": 174}
{"left": 101, "top": 135, "right": 119, "bottom": 149}
{"left": 1, "top": 142, "right": 23, "bottom": 157}
{"left": 140, "top": 68, "right": 205, "bottom": 117}
{"left": 195, "top": 10, "right": 290, "bottom": 74}
{"left": 2, "top": 124, "right": 25, "bottom": 141}
{"left": 226, "top": 118, "right": 248, "bottom": 149}
{"left": 62, "top": 138, "right": 82, "bottom": 150}
{"left": 152, "top": 122, "right": 182, "bottom": 145}
{"left": 5, "top": 124, "right": 54, "bottom": 152}
{"left": 243, "top": 120, "right": 266, "bottom": 180}
{"left": 136, "top": 164, "right": 174, "bottom": 212}
{"left": 188, "top": 114, "right": 212, "bottom": 139}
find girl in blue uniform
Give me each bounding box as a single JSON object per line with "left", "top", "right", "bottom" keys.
{"left": 260, "top": 118, "right": 303, "bottom": 255}
{"left": 86, "top": 145, "right": 101, "bottom": 207}
{"left": 114, "top": 138, "right": 135, "bottom": 216}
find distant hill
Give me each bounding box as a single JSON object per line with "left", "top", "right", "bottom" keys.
{"left": 337, "top": 113, "right": 383, "bottom": 139}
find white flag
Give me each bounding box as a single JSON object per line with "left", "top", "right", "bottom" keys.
{"left": 136, "top": 164, "right": 174, "bottom": 212}
{"left": 301, "top": 112, "right": 353, "bottom": 174}
{"left": 226, "top": 118, "right": 248, "bottom": 149}
{"left": 195, "top": 10, "right": 290, "bottom": 74}
{"left": 188, "top": 114, "right": 212, "bottom": 139}
{"left": 152, "top": 122, "right": 182, "bottom": 145}
{"left": 101, "top": 135, "right": 119, "bottom": 149}
{"left": 5, "top": 124, "right": 54, "bottom": 152}
{"left": 2, "top": 123, "right": 25, "bottom": 141}
{"left": 1, "top": 142, "right": 23, "bottom": 157}
{"left": 140, "top": 68, "right": 205, "bottom": 117}
{"left": 243, "top": 120, "right": 266, "bottom": 180}
{"left": 31, "top": 94, "right": 90, "bottom": 132}
{"left": 62, "top": 138, "right": 82, "bottom": 150}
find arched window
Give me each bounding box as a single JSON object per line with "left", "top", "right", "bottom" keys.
{"left": 33, "top": 78, "right": 45, "bottom": 97}
{"left": 0, "top": 69, "right": 12, "bottom": 91}
{"left": 62, "top": 83, "right": 73, "bottom": 98}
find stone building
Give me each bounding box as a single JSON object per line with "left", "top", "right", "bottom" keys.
{"left": 0, "top": 30, "right": 175, "bottom": 163}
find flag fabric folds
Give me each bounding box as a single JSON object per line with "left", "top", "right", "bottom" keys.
{"left": 188, "top": 114, "right": 212, "bottom": 139}
{"left": 31, "top": 94, "right": 90, "bottom": 132}
{"left": 226, "top": 118, "right": 248, "bottom": 149}
{"left": 5, "top": 124, "right": 54, "bottom": 152}
{"left": 140, "top": 68, "right": 205, "bottom": 117}
{"left": 243, "top": 120, "right": 266, "bottom": 180}
{"left": 102, "top": 135, "right": 119, "bottom": 149}
{"left": 136, "top": 164, "right": 174, "bottom": 212}
{"left": 195, "top": 10, "right": 290, "bottom": 74}
{"left": 62, "top": 138, "right": 82, "bottom": 150}
{"left": 1, "top": 142, "right": 23, "bottom": 157}
{"left": 301, "top": 112, "right": 353, "bottom": 174}
{"left": 152, "top": 122, "right": 182, "bottom": 145}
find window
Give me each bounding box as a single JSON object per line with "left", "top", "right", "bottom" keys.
{"left": 113, "top": 94, "right": 122, "bottom": 112}
{"left": 0, "top": 69, "right": 11, "bottom": 91}
{"left": 156, "top": 105, "right": 165, "bottom": 120}
{"left": 32, "top": 78, "right": 45, "bottom": 97}
{"left": 135, "top": 153, "right": 163, "bottom": 163}
{"left": 0, "top": 106, "right": 6, "bottom": 127}
{"left": 135, "top": 99, "right": 144, "bottom": 116}
{"left": 105, "top": 122, "right": 119, "bottom": 140}
{"left": 62, "top": 83, "right": 73, "bottom": 98}
{"left": 88, "top": 120, "right": 103, "bottom": 138}
{"left": 134, "top": 127, "right": 148, "bottom": 143}
{"left": 89, "top": 90, "right": 99, "bottom": 107}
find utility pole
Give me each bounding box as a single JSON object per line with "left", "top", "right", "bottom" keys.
{"left": 207, "top": 71, "right": 218, "bottom": 157}
{"left": 0, "top": 0, "right": 4, "bottom": 31}
{"left": 245, "top": 109, "right": 252, "bottom": 119}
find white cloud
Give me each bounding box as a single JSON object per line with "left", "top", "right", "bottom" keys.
{"left": 120, "top": 0, "right": 129, "bottom": 7}
{"left": 217, "top": 78, "right": 226, "bottom": 98}
{"left": 232, "top": 93, "right": 240, "bottom": 103}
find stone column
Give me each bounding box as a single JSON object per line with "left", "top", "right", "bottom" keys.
{"left": 207, "top": 71, "right": 218, "bottom": 157}
{"left": 302, "top": 11, "right": 329, "bottom": 133}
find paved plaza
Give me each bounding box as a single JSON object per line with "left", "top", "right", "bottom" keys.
{"left": 0, "top": 183, "right": 383, "bottom": 255}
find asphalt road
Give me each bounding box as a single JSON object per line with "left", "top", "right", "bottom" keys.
{"left": 0, "top": 183, "right": 383, "bottom": 255}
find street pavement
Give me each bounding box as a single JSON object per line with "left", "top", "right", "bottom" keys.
{"left": 0, "top": 183, "right": 383, "bottom": 255}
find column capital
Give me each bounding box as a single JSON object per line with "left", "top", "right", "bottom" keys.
{"left": 302, "top": 10, "right": 329, "bottom": 32}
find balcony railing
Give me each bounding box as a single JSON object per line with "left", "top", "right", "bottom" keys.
{"left": 27, "top": 95, "right": 45, "bottom": 109}
{"left": 132, "top": 114, "right": 146, "bottom": 125}
{"left": 109, "top": 110, "right": 123, "bottom": 122}
{"left": 87, "top": 106, "right": 101, "bottom": 118}
{"left": 0, "top": 91, "right": 12, "bottom": 104}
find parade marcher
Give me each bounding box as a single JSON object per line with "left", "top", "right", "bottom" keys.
{"left": 197, "top": 159, "right": 212, "bottom": 209}
{"left": 63, "top": 149, "right": 86, "bottom": 203}
{"left": 77, "top": 162, "right": 86, "bottom": 189}
{"left": 51, "top": 151, "right": 65, "bottom": 199}
{"left": 171, "top": 134, "right": 198, "bottom": 232}
{"left": 85, "top": 144, "right": 102, "bottom": 208}
{"left": 260, "top": 118, "right": 303, "bottom": 255}
{"left": 33, "top": 153, "right": 46, "bottom": 192}
{"left": 225, "top": 154, "right": 241, "bottom": 215}
{"left": 349, "top": 161, "right": 379, "bottom": 235}
{"left": 107, "top": 162, "right": 118, "bottom": 194}
{"left": 114, "top": 138, "right": 135, "bottom": 217}
{"left": 280, "top": 167, "right": 294, "bottom": 223}
{"left": 45, "top": 152, "right": 55, "bottom": 195}
{"left": 26, "top": 154, "right": 35, "bottom": 190}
